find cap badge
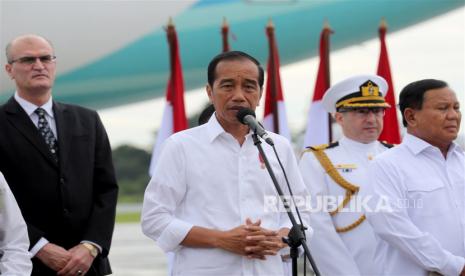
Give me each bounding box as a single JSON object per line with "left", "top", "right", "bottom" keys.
{"left": 360, "top": 80, "right": 380, "bottom": 97}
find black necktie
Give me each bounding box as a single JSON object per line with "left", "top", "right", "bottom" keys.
{"left": 34, "top": 108, "right": 58, "bottom": 162}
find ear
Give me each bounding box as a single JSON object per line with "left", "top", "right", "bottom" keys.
{"left": 334, "top": 112, "right": 344, "bottom": 125}
{"left": 206, "top": 84, "right": 213, "bottom": 103}
{"left": 5, "top": 64, "right": 13, "bottom": 79}
{"left": 404, "top": 108, "right": 417, "bottom": 127}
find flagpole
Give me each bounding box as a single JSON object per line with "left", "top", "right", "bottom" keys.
{"left": 323, "top": 20, "right": 333, "bottom": 142}
{"left": 303, "top": 21, "right": 333, "bottom": 148}
{"left": 221, "top": 17, "right": 230, "bottom": 52}
{"left": 167, "top": 18, "right": 176, "bottom": 117}
{"left": 377, "top": 18, "right": 401, "bottom": 144}
{"left": 149, "top": 17, "right": 188, "bottom": 175}
{"left": 266, "top": 19, "right": 280, "bottom": 134}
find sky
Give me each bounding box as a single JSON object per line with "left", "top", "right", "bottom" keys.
{"left": 99, "top": 7, "right": 465, "bottom": 150}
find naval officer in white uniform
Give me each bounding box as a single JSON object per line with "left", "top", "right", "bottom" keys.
{"left": 299, "top": 75, "right": 393, "bottom": 275}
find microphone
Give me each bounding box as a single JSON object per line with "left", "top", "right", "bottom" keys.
{"left": 236, "top": 108, "right": 274, "bottom": 146}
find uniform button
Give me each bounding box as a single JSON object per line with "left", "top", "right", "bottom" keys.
{"left": 63, "top": 208, "right": 70, "bottom": 215}
{"left": 60, "top": 178, "right": 65, "bottom": 184}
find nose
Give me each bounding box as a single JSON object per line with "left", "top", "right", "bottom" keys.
{"left": 31, "top": 58, "right": 46, "bottom": 69}
{"left": 364, "top": 111, "right": 377, "bottom": 122}
{"left": 231, "top": 87, "right": 247, "bottom": 102}
{"left": 446, "top": 107, "right": 460, "bottom": 120}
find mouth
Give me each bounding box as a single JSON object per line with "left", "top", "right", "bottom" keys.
{"left": 363, "top": 127, "right": 378, "bottom": 131}
{"left": 228, "top": 106, "right": 248, "bottom": 112}
{"left": 444, "top": 125, "right": 458, "bottom": 131}
{"left": 32, "top": 74, "right": 48, "bottom": 79}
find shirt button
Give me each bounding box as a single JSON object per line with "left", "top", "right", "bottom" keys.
{"left": 63, "top": 208, "right": 70, "bottom": 215}
{"left": 60, "top": 178, "right": 65, "bottom": 184}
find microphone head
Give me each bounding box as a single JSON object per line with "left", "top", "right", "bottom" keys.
{"left": 236, "top": 107, "right": 255, "bottom": 124}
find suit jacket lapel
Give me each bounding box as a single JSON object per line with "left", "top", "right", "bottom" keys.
{"left": 54, "top": 101, "right": 71, "bottom": 170}
{"left": 4, "top": 97, "right": 58, "bottom": 167}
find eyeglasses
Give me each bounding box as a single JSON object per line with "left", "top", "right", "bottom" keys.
{"left": 339, "top": 107, "right": 386, "bottom": 118}
{"left": 8, "top": 55, "right": 56, "bottom": 65}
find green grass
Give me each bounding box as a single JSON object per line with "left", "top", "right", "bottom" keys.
{"left": 118, "top": 194, "right": 144, "bottom": 203}
{"left": 116, "top": 211, "right": 141, "bottom": 223}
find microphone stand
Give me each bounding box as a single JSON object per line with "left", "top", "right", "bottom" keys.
{"left": 251, "top": 133, "right": 320, "bottom": 276}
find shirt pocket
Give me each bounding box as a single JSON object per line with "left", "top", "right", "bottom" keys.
{"left": 406, "top": 178, "right": 447, "bottom": 219}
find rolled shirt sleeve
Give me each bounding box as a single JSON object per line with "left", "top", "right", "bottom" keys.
{"left": 141, "top": 137, "right": 193, "bottom": 253}
{"left": 156, "top": 219, "right": 194, "bottom": 252}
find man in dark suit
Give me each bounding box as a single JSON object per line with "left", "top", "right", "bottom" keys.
{"left": 1, "top": 34, "right": 118, "bottom": 276}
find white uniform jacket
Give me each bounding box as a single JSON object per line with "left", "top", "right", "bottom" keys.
{"left": 299, "top": 136, "right": 390, "bottom": 275}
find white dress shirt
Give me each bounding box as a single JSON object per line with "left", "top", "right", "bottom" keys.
{"left": 366, "top": 133, "right": 465, "bottom": 276}
{"left": 299, "top": 136, "right": 389, "bottom": 275}
{"left": 14, "top": 92, "right": 57, "bottom": 138}
{"left": 0, "top": 171, "right": 32, "bottom": 275}
{"left": 141, "top": 115, "right": 310, "bottom": 276}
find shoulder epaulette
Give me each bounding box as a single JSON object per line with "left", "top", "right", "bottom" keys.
{"left": 305, "top": 140, "right": 366, "bottom": 233}
{"left": 380, "top": 141, "right": 395, "bottom": 148}
{"left": 307, "top": 141, "right": 339, "bottom": 151}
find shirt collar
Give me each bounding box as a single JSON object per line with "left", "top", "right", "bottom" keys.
{"left": 14, "top": 92, "right": 54, "bottom": 118}
{"left": 205, "top": 113, "right": 252, "bottom": 143}
{"left": 206, "top": 113, "right": 226, "bottom": 143}
{"left": 403, "top": 133, "right": 461, "bottom": 155}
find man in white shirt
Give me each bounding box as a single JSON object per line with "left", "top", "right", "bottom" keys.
{"left": 366, "top": 79, "right": 464, "bottom": 276}
{"left": 141, "top": 51, "right": 310, "bottom": 276}
{"left": 299, "top": 74, "right": 393, "bottom": 275}
{"left": 0, "top": 171, "right": 32, "bottom": 275}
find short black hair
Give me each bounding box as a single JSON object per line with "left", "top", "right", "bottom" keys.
{"left": 399, "top": 79, "right": 448, "bottom": 127}
{"left": 207, "top": 51, "right": 264, "bottom": 88}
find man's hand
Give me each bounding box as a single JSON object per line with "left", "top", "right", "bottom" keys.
{"left": 216, "top": 218, "right": 287, "bottom": 260}
{"left": 181, "top": 218, "right": 288, "bottom": 261}
{"left": 216, "top": 218, "right": 263, "bottom": 256}
{"left": 250, "top": 227, "right": 288, "bottom": 255}
{"left": 35, "top": 243, "right": 71, "bottom": 271}
{"left": 244, "top": 221, "right": 288, "bottom": 259}
{"left": 57, "top": 244, "right": 95, "bottom": 276}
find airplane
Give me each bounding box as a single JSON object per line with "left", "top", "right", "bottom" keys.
{"left": 1, "top": 0, "right": 463, "bottom": 109}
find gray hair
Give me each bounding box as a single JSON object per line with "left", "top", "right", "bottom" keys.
{"left": 5, "top": 34, "right": 54, "bottom": 63}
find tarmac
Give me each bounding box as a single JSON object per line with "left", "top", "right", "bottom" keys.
{"left": 109, "top": 221, "right": 314, "bottom": 275}
{"left": 109, "top": 223, "right": 167, "bottom": 276}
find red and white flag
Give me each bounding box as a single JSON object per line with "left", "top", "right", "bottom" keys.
{"left": 263, "top": 20, "right": 291, "bottom": 140}
{"left": 303, "top": 23, "right": 332, "bottom": 148}
{"left": 377, "top": 19, "right": 401, "bottom": 144}
{"left": 221, "top": 17, "right": 230, "bottom": 52}
{"left": 149, "top": 20, "right": 187, "bottom": 176}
